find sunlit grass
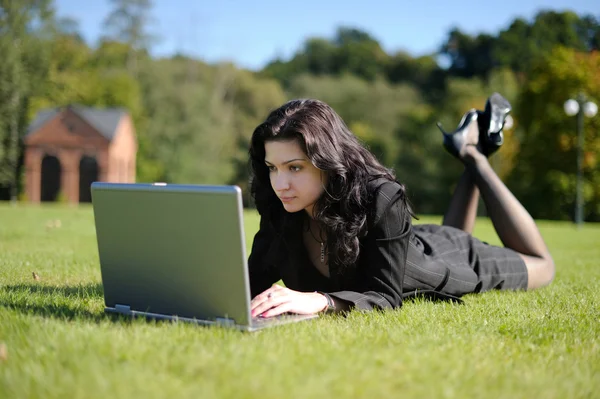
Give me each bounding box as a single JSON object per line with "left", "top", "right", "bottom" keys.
{"left": 1, "top": 203, "right": 599, "bottom": 399}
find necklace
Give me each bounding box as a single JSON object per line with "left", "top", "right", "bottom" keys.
{"left": 307, "top": 220, "right": 327, "bottom": 263}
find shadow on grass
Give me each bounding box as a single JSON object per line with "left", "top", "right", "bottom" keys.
{"left": 0, "top": 283, "right": 122, "bottom": 324}
{"left": 3, "top": 282, "right": 104, "bottom": 298}
{"left": 0, "top": 284, "right": 219, "bottom": 329}
{"left": 1, "top": 283, "right": 465, "bottom": 329}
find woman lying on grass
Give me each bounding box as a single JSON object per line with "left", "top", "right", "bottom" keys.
{"left": 248, "top": 96, "right": 555, "bottom": 317}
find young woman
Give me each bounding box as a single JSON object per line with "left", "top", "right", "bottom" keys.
{"left": 247, "top": 97, "right": 554, "bottom": 318}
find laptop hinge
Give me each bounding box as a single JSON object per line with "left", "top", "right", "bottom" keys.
{"left": 216, "top": 317, "right": 235, "bottom": 326}
{"left": 115, "top": 304, "right": 132, "bottom": 313}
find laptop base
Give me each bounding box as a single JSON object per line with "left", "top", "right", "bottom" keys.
{"left": 105, "top": 306, "right": 318, "bottom": 332}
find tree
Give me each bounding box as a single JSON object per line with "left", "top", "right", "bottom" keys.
{"left": 440, "top": 11, "right": 600, "bottom": 80}
{"left": 262, "top": 27, "right": 389, "bottom": 85}
{"left": 493, "top": 11, "right": 595, "bottom": 73}
{"left": 288, "top": 73, "right": 428, "bottom": 171}
{"left": 56, "top": 16, "right": 83, "bottom": 42}
{"left": 395, "top": 77, "right": 490, "bottom": 215}
{"left": 102, "top": 0, "right": 156, "bottom": 74}
{"left": 303, "top": 38, "right": 337, "bottom": 75}
{"left": 508, "top": 47, "right": 600, "bottom": 221}
{"left": 136, "top": 56, "right": 286, "bottom": 194}
{"left": 0, "top": 0, "right": 54, "bottom": 201}
{"left": 386, "top": 51, "right": 446, "bottom": 100}
{"left": 440, "top": 28, "right": 495, "bottom": 79}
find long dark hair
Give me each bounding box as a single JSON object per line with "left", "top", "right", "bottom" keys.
{"left": 249, "top": 99, "right": 411, "bottom": 268}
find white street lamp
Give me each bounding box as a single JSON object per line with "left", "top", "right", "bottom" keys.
{"left": 564, "top": 99, "right": 579, "bottom": 116}
{"left": 564, "top": 93, "right": 597, "bottom": 226}
{"left": 583, "top": 102, "right": 598, "bottom": 118}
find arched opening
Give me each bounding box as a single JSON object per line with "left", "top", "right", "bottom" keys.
{"left": 41, "top": 155, "right": 61, "bottom": 202}
{"left": 79, "top": 155, "right": 98, "bottom": 203}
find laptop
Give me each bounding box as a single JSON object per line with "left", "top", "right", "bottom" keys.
{"left": 91, "top": 182, "right": 317, "bottom": 332}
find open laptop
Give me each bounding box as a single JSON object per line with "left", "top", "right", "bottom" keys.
{"left": 91, "top": 182, "right": 317, "bottom": 332}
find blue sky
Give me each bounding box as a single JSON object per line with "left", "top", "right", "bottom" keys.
{"left": 55, "top": 0, "right": 599, "bottom": 70}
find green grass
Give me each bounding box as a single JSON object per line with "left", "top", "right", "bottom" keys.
{"left": 1, "top": 203, "right": 599, "bottom": 399}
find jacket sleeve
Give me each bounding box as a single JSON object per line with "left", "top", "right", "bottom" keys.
{"left": 247, "top": 216, "right": 281, "bottom": 298}
{"left": 327, "top": 183, "right": 412, "bottom": 311}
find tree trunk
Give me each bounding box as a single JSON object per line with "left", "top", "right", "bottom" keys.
{"left": 8, "top": 89, "right": 20, "bottom": 203}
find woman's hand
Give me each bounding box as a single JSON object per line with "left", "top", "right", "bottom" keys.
{"left": 251, "top": 284, "right": 328, "bottom": 318}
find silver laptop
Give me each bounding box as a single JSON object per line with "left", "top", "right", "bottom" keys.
{"left": 91, "top": 182, "right": 317, "bottom": 332}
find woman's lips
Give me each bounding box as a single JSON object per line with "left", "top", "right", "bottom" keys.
{"left": 280, "top": 196, "right": 295, "bottom": 203}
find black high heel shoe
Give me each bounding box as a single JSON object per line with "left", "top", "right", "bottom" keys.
{"left": 436, "top": 110, "right": 479, "bottom": 159}
{"left": 476, "top": 93, "right": 512, "bottom": 157}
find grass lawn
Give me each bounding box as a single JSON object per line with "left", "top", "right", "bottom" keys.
{"left": 1, "top": 203, "right": 599, "bottom": 398}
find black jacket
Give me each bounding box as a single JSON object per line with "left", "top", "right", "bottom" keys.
{"left": 247, "top": 178, "right": 412, "bottom": 311}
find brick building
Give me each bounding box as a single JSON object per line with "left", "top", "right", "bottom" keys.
{"left": 23, "top": 105, "right": 137, "bottom": 204}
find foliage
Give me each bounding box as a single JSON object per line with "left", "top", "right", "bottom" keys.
{"left": 288, "top": 74, "right": 420, "bottom": 165}
{"left": 102, "top": 0, "right": 155, "bottom": 74}
{"left": 136, "top": 57, "right": 286, "bottom": 199}
{"left": 262, "top": 27, "right": 389, "bottom": 85}
{"left": 508, "top": 47, "right": 600, "bottom": 221}
{"left": 1, "top": 2, "right": 599, "bottom": 219}
{"left": 441, "top": 11, "right": 600, "bottom": 79}
{"left": 0, "top": 0, "right": 54, "bottom": 200}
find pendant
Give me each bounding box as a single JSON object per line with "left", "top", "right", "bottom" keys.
{"left": 320, "top": 242, "right": 325, "bottom": 263}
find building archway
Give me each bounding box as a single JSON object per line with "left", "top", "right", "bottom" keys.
{"left": 79, "top": 155, "right": 98, "bottom": 203}
{"left": 41, "top": 155, "right": 61, "bottom": 202}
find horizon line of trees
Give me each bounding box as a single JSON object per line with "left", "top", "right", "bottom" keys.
{"left": 1, "top": 0, "right": 599, "bottom": 221}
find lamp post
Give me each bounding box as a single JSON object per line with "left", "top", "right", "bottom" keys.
{"left": 564, "top": 93, "right": 598, "bottom": 226}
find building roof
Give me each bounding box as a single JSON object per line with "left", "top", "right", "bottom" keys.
{"left": 27, "top": 105, "right": 128, "bottom": 141}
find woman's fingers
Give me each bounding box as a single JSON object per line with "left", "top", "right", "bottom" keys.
{"left": 251, "top": 285, "right": 289, "bottom": 317}
{"left": 261, "top": 302, "right": 293, "bottom": 318}
{"left": 251, "top": 295, "right": 290, "bottom": 318}
{"left": 250, "top": 287, "right": 327, "bottom": 318}
{"left": 250, "top": 284, "right": 283, "bottom": 309}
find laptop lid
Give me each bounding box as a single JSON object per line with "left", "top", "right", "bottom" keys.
{"left": 91, "top": 182, "right": 252, "bottom": 326}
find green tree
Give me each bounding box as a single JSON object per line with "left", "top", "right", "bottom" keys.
{"left": 288, "top": 74, "right": 420, "bottom": 166}
{"left": 262, "top": 27, "right": 389, "bottom": 86}
{"left": 137, "top": 56, "right": 286, "bottom": 193}
{"left": 440, "top": 28, "right": 495, "bottom": 79}
{"left": 386, "top": 52, "right": 446, "bottom": 100}
{"left": 102, "top": 0, "right": 155, "bottom": 74}
{"left": 440, "top": 11, "right": 600, "bottom": 80}
{"left": 333, "top": 27, "right": 387, "bottom": 81}
{"left": 303, "top": 38, "right": 337, "bottom": 75}
{"left": 494, "top": 11, "right": 597, "bottom": 73}
{"left": 509, "top": 47, "right": 600, "bottom": 221}
{"left": 28, "top": 33, "right": 95, "bottom": 111}
{"left": 0, "top": 0, "right": 54, "bottom": 201}
{"left": 395, "top": 77, "right": 490, "bottom": 215}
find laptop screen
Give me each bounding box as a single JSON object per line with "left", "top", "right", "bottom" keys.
{"left": 91, "top": 183, "right": 252, "bottom": 325}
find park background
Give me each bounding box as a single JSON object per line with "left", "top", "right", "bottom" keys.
{"left": 0, "top": 0, "right": 599, "bottom": 221}
{"left": 1, "top": 2, "right": 600, "bottom": 398}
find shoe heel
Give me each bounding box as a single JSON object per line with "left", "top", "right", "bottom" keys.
{"left": 488, "top": 93, "right": 511, "bottom": 134}
{"left": 479, "top": 93, "right": 511, "bottom": 156}
{"left": 437, "top": 111, "right": 478, "bottom": 159}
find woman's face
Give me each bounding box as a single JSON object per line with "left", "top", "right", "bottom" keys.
{"left": 264, "top": 139, "right": 327, "bottom": 217}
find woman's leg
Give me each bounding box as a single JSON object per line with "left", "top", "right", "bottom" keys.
{"left": 461, "top": 138, "right": 555, "bottom": 290}
{"left": 442, "top": 117, "right": 480, "bottom": 233}
{"left": 442, "top": 168, "right": 479, "bottom": 234}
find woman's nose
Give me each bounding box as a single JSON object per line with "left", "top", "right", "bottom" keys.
{"left": 273, "top": 172, "right": 290, "bottom": 191}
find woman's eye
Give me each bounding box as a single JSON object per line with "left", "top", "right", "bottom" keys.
{"left": 267, "top": 165, "right": 276, "bottom": 172}
{"left": 290, "top": 165, "right": 301, "bottom": 172}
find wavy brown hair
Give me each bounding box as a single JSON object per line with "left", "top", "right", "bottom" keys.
{"left": 249, "top": 99, "right": 412, "bottom": 268}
